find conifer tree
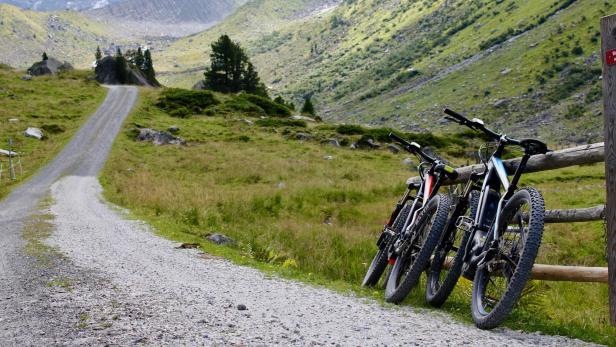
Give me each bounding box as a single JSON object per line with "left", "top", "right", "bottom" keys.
{"left": 95, "top": 46, "right": 102, "bottom": 61}
{"left": 143, "top": 49, "right": 158, "bottom": 85}
{"left": 301, "top": 96, "right": 315, "bottom": 116}
{"left": 115, "top": 48, "right": 128, "bottom": 84}
{"left": 42, "top": 52, "right": 48, "bottom": 61}
{"left": 134, "top": 47, "right": 145, "bottom": 71}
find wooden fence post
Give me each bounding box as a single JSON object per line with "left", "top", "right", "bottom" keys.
{"left": 601, "top": 13, "right": 616, "bottom": 327}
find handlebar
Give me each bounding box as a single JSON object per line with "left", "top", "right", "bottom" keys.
{"left": 443, "top": 108, "right": 521, "bottom": 146}
{"left": 389, "top": 132, "right": 458, "bottom": 179}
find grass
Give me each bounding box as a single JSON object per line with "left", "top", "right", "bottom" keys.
{"left": 0, "top": 66, "right": 106, "bottom": 200}
{"left": 102, "top": 88, "right": 616, "bottom": 345}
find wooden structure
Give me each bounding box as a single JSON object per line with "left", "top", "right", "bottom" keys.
{"left": 601, "top": 13, "right": 616, "bottom": 326}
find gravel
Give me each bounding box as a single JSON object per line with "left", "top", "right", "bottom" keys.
{"left": 0, "top": 86, "right": 598, "bottom": 346}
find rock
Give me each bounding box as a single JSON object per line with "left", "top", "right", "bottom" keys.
{"left": 135, "top": 128, "right": 185, "bottom": 146}
{"left": 21, "top": 74, "right": 32, "bottom": 81}
{"left": 237, "top": 304, "right": 247, "bottom": 311}
{"left": 387, "top": 144, "right": 401, "bottom": 154}
{"left": 276, "top": 182, "right": 286, "bottom": 189}
{"left": 192, "top": 80, "right": 206, "bottom": 90}
{"left": 323, "top": 155, "right": 334, "bottom": 160}
{"left": 95, "top": 56, "right": 158, "bottom": 86}
{"left": 168, "top": 126, "right": 180, "bottom": 134}
{"left": 500, "top": 68, "right": 512, "bottom": 75}
{"left": 327, "top": 139, "right": 340, "bottom": 147}
{"left": 206, "top": 233, "right": 236, "bottom": 246}
{"left": 355, "top": 137, "right": 380, "bottom": 149}
{"left": 8, "top": 118, "right": 18, "bottom": 123}
{"left": 295, "top": 133, "right": 313, "bottom": 141}
{"left": 27, "top": 58, "right": 73, "bottom": 76}
{"left": 24, "top": 127, "right": 43, "bottom": 140}
{"left": 290, "top": 115, "right": 316, "bottom": 122}
{"left": 493, "top": 99, "right": 509, "bottom": 108}
{"left": 239, "top": 119, "right": 254, "bottom": 126}
{"left": 402, "top": 158, "right": 415, "bottom": 167}
{"left": 175, "top": 243, "right": 200, "bottom": 249}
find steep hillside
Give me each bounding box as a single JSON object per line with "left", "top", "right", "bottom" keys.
{"left": 156, "top": 0, "right": 341, "bottom": 82}
{"left": 0, "top": 3, "right": 126, "bottom": 69}
{"left": 86, "top": 0, "right": 249, "bottom": 37}
{"left": 0, "top": 0, "right": 123, "bottom": 11}
{"left": 160, "top": 0, "right": 615, "bottom": 145}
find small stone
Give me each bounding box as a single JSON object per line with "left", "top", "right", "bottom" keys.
{"left": 168, "top": 125, "right": 180, "bottom": 134}
{"left": 387, "top": 144, "right": 401, "bottom": 154}
{"left": 21, "top": 75, "right": 32, "bottom": 81}
{"left": 402, "top": 158, "right": 415, "bottom": 166}
{"left": 206, "top": 233, "right": 236, "bottom": 246}
{"left": 324, "top": 155, "right": 334, "bottom": 160}
{"left": 295, "top": 132, "right": 313, "bottom": 141}
{"left": 500, "top": 68, "right": 512, "bottom": 75}
{"left": 237, "top": 304, "right": 247, "bottom": 311}
{"left": 24, "top": 127, "right": 44, "bottom": 140}
{"left": 327, "top": 139, "right": 340, "bottom": 147}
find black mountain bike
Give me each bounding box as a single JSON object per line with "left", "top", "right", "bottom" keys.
{"left": 426, "top": 108, "right": 548, "bottom": 329}
{"left": 361, "top": 134, "right": 457, "bottom": 292}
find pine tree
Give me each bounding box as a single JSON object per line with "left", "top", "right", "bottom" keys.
{"left": 42, "top": 52, "right": 48, "bottom": 61}
{"left": 301, "top": 96, "right": 315, "bottom": 116}
{"left": 134, "top": 47, "right": 145, "bottom": 71}
{"left": 142, "top": 49, "right": 159, "bottom": 86}
{"left": 115, "top": 48, "right": 128, "bottom": 84}
{"left": 95, "top": 46, "right": 102, "bottom": 61}
{"left": 204, "top": 35, "right": 265, "bottom": 95}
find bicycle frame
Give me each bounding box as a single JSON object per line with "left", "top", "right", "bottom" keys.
{"left": 467, "top": 137, "right": 532, "bottom": 262}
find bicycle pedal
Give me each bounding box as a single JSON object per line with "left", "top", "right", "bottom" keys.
{"left": 455, "top": 216, "right": 474, "bottom": 232}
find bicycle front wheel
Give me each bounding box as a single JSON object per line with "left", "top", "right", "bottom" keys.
{"left": 471, "top": 188, "right": 545, "bottom": 329}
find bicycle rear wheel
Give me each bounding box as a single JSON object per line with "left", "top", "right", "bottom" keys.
{"left": 471, "top": 188, "right": 544, "bottom": 329}
{"left": 361, "top": 204, "right": 412, "bottom": 287}
{"left": 385, "top": 194, "right": 451, "bottom": 303}
{"left": 426, "top": 191, "right": 479, "bottom": 307}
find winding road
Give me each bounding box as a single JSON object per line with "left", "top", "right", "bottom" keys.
{"left": 0, "top": 86, "right": 594, "bottom": 345}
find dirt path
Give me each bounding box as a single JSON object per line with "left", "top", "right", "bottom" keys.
{"left": 0, "top": 86, "right": 594, "bottom": 346}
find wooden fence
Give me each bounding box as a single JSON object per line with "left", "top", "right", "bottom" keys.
{"left": 407, "top": 12, "right": 616, "bottom": 326}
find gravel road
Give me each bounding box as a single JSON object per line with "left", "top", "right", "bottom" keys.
{"left": 0, "top": 86, "right": 595, "bottom": 346}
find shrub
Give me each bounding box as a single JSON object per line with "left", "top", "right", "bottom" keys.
{"left": 157, "top": 88, "right": 219, "bottom": 115}
{"left": 169, "top": 107, "right": 191, "bottom": 118}
{"left": 256, "top": 118, "right": 307, "bottom": 128}
{"left": 565, "top": 104, "right": 585, "bottom": 119}
{"left": 238, "top": 94, "right": 291, "bottom": 117}
{"left": 41, "top": 124, "right": 65, "bottom": 134}
{"left": 223, "top": 97, "right": 266, "bottom": 115}
{"left": 336, "top": 124, "right": 365, "bottom": 135}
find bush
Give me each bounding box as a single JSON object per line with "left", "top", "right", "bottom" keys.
{"left": 41, "top": 124, "right": 65, "bottom": 134}
{"left": 565, "top": 104, "right": 585, "bottom": 119}
{"left": 256, "top": 118, "right": 307, "bottom": 128}
{"left": 238, "top": 94, "right": 291, "bottom": 117}
{"left": 336, "top": 124, "right": 365, "bottom": 135}
{"left": 157, "top": 88, "right": 219, "bottom": 115}
{"left": 169, "top": 107, "right": 191, "bottom": 118}
{"left": 223, "top": 97, "right": 266, "bottom": 115}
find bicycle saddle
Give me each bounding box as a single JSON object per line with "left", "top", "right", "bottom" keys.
{"left": 520, "top": 139, "right": 548, "bottom": 155}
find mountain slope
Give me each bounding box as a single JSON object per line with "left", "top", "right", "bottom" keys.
{"left": 0, "top": 3, "right": 124, "bottom": 69}
{"left": 85, "top": 0, "right": 249, "bottom": 37}
{"left": 160, "top": 0, "right": 615, "bottom": 145}
{"left": 0, "top": 0, "right": 123, "bottom": 11}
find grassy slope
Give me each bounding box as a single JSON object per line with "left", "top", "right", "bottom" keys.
{"left": 159, "top": 0, "right": 613, "bottom": 145}
{"left": 0, "top": 65, "right": 106, "bottom": 199}
{"left": 0, "top": 3, "right": 124, "bottom": 69}
{"left": 102, "top": 88, "right": 615, "bottom": 345}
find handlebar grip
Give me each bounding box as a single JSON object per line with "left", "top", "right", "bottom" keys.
{"left": 443, "top": 108, "right": 469, "bottom": 123}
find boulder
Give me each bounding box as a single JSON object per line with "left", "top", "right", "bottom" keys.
{"left": 290, "top": 115, "right": 316, "bottom": 122}
{"left": 206, "top": 234, "right": 236, "bottom": 246}
{"left": 327, "top": 139, "right": 341, "bottom": 147}
{"left": 192, "top": 80, "right": 206, "bottom": 90}
{"left": 295, "top": 132, "right": 313, "bottom": 141}
{"left": 24, "top": 127, "right": 43, "bottom": 140}
{"left": 21, "top": 75, "right": 32, "bottom": 81}
{"left": 135, "top": 128, "right": 185, "bottom": 146}
{"left": 355, "top": 137, "right": 381, "bottom": 149}
{"left": 168, "top": 125, "right": 180, "bottom": 134}
{"left": 94, "top": 56, "right": 155, "bottom": 86}
{"left": 27, "top": 58, "right": 73, "bottom": 76}
{"left": 387, "top": 144, "right": 401, "bottom": 154}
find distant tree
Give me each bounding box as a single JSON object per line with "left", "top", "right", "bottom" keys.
{"left": 142, "top": 49, "right": 158, "bottom": 86}
{"left": 301, "top": 96, "right": 315, "bottom": 116}
{"left": 115, "top": 48, "right": 128, "bottom": 84}
{"left": 42, "top": 52, "right": 48, "bottom": 61}
{"left": 95, "top": 46, "right": 102, "bottom": 61}
{"left": 274, "top": 96, "right": 295, "bottom": 111}
{"left": 204, "top": 35, "right": 265, "bottom": 96}
{"left": 134, "top": 47, "right": 145, "bottom": 70}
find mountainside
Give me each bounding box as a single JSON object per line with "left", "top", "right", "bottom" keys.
{"left": 0, "top": 0, "right": 123, "bottom": 11}
{"left": 85, "top": 0, "right": 249, "bottom": 37}
{"left": 0, "top": 3, "right": 125, "bottom": 69}
{"left": 159, "top": 0, "right": 615, "bottom": 145}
